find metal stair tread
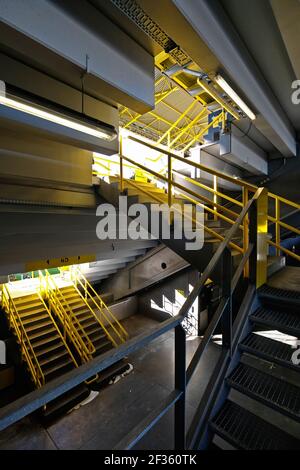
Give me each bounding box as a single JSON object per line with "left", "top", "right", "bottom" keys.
{"left": 34, "top": 341, "right": 65, "bottom": 357}
{"left": 28, "top": 325, "right": 57, "bottom": 340}
{"left": 259, "top": 285, "right": 300, "bottom": 306}
{"left": 210, "top": 400, "right": 299, "bottom": 450}
{"left": 227, "top": 363, "right": 300, "bottom": 420}
{"left": 94, "top": 339, "right": 112, "bottom": 354}
{"left": 251, "top": 306, "right": 300, "bottom": 337}
{"left": 43, "top": 357, "right": 74, "bottom": 376}
{"left": 89, "top": 330, "right": 106, "bottom": 342}
{"left": 31, "top": 335, "right": 61, "bottom": 349}
{"left": 13, "top": 295, "right": 40, "bottom": 305}
{"left": 80, "top": 317, "right": 97, "bottom": 328}
{"left": 17, "top": 305, "right": 47, "bottom": 315}
{"left": 21, "top": 314, "right": 51, "bottom": 327}
{"left": 23, "top": 318, "right": 53, "bottom": 333}
{"left": 240, "top": 333, "right": 300, "bottom": 371}
{"left": 60, "top": 297, "right": 85, "bottom": 307}
{"left": 39, "top": 349, "right": 70, "bottom": 367}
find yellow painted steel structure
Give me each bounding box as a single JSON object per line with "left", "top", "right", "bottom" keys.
{"left": 1, "top": 282, "right": 79, "bottom": 389}
{"left": 39, "top": 271, "right": 96, "bottom": 362}
{"left": 2, "top": 284, "right": 45, "bottom": 388}
{"left": 70, "top": 266, "right": 128, "bottom": 346}
{"left": 120, "top": 70, "right": 211, "bottom": 152}
{"left": 95, "top": 135, "right": 300, "bottom": 287}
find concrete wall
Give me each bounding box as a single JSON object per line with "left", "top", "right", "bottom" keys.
{"left": 138, "top": 268, "right": 198, "bottom": 322}
{"left": 0, "top": 127, "right": 93, "bottom": 187}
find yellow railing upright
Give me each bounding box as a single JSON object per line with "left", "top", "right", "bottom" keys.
{"left": 69, "top": 266, "right": 129, "bottom": 347}
{"left": 95, "top": 134, "right": 300, "bottom": 279}
{"left": 1, "top": 284, "right": 45, "bottom": 388}
{"left": 39, "top": 271, "right": 96, "bottom": 362}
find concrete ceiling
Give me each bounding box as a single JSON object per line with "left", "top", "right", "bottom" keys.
{"left": 134, "top": 0, "right": 299, "bottom": 157}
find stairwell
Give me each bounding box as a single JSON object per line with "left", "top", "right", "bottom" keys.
{"left": 210, "top": 283, "right": 300, "bottom": 450}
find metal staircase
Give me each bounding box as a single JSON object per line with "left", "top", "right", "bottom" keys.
{"left": 209, "top": 284, "right": 300, "bottom": 450}
{"left": 40, "top": 268, "right": 128, "bottom": 365}
{"left": 1, "top": 285, "right": 89, "bottom": 418}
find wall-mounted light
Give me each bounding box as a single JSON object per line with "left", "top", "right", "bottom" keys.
{"left": 0, "top": 81, "right": 117, "bottom": 141}
{"left": 215, "top": 74, "right": 256, "bottom": 121}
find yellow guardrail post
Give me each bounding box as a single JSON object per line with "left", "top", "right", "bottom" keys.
{"left": 168, "top": 154, "right": 172, "bottom": 207}
{"left": 213, "top": 175, "right": 218, "bottom": 221}
{"left": 275, "top": 197, "right": 281, "bottom": 256}
{"left": 256, "top": 188, "right": 268, "bottom": 288}
{"left": 119, "top": 134, "right": 124, "bottom": 192}
{"left": 243, "top": 187, "right": 249, "bottom": 278}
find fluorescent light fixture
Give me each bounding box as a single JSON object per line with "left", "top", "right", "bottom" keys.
{"left": 215, "top": 74, "right": 256, "bottom": 120}
{"left": 0, "top": 81, "right": 117, "bottom": 141}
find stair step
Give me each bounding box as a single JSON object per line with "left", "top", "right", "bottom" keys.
{"left": 89, "top": 330, "right": 107, "bottom": 342}
{"left": 39, "top": 349, "right": 70, "bottom": 367}
{"left": 23, "top": 318, "right": 53, "bottom": 333}
{"left": 80, "top": 317, "right": 97, "bottom": 328}
{"left": 85, "top": 322, "right": 101, "bottom": 335}
{"left": 240, "top": 333, "right": 300, "bottom": 372}
{"left": 43, "top": 384, "right": 89, "bottom": 419}
{"left": 210, "top": 400, "right": 299, "bottom": 450}
{"left": 93, "top": 339, "right": 112, "bottom": 355}
{"left": 61, "top": 297, "right": 85, "bottom": 307}
{"left": 31, "top": 335, "right": 61, "bottom": 350}
{"left": 35, "top": 342, "right": 65, "bottom": 357}
{"left": 20, "top": 312, "right": 49, "bottom": 325}
{"left": 43, "top": 357, "right": 74, "bottom": 378}
{"left": 28, "top": 326, "right": 57, "bottom": 341}
{"left": 251, "top": 307, "right": 300, "bottom": 337}
{"left": 227, "top": 363, "right": 300, "bottom": 421}
{"left": 75, "top": 309, "right": 91, "bottom": 320}
{"left": 259, "top": 285, "right": 300, "bottom": 308}
{"left": 18, "top": 305, "right": 46, "bottom": 316}
{"left": 90, "top": 361, "right": 130, "bottom": 391}
{"left": 14, "top": 294, "right": 40, "bottom": 305}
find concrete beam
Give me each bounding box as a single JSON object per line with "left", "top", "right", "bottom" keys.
{"left": 0, "top": 0, "right": 154, "bottom": 113}
{"left": 139, "top": 0, "right": 297, "bottom": 156}
{"left": 171, "top": 0, "right": 297, "bottom": 157}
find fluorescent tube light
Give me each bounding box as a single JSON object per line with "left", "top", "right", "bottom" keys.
{"left": 0, "top": 82, "right": 117, "bottom": 141}
{"left": 215, "top": 74, "right": 256, "bottom": 120}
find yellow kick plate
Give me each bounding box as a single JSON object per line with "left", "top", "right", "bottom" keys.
{"left": 25, "top": 254, "right": 96, "bottom": 271}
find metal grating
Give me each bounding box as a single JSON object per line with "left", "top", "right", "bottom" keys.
{"left": 110, "top": 0, "right": 190, "bottom": 65}
{"left": 251, "top": 307, "right": 300, "bottom": 337}
{"left": 259, "top": 285, "right": 300, "bottom": 303}
{"left": 211, "top": 400, "right": 299, "bottom": 450}
{"left": 227, "top": 363, "right": 300, "bottom": 420}
{"left": 240, "top": 334, "right": 300, "bottom": 371}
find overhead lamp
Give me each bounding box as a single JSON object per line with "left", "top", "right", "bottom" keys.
{"left": 0, "top": 81, "right": 117, "bottom": 141}
{"left": 215, "top": 74, "right": 256, "bottom": 121}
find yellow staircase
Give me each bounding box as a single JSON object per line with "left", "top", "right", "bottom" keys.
{"left": 58, "top": 285, "right": 114, "bottom": 358}
{"left": 95, "top": 134, "right": 300, "bottom": 287}
{"left": 1, "top": 285, "right": 78, "bottom": 388}
{"left": 40, "top": 268, "right": 128, "bottom": 366}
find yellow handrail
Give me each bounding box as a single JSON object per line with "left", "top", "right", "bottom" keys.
{"left": 94, "top": 134, "right": 300, "bottom": 265}
{"left": 70, "top": 266, "right": 128, "bottom": 346}
{"left": 39, "top": 271, "right": 95, "bottom": 362}
{"left": 38, "top": 292, "right": 79, "bottom": 368}
{"left": 122, "top": 135, "right": 300, "bottom": 263}
{"left": 1, "top": 285, "right": 45, "bottom": 388}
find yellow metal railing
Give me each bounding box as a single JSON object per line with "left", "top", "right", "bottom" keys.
{"left": 1, "top": 284, "right": 45, "bottom": 388}
{"left": 70, "top": 266, "right": 128, "bottom": 347}
{"left": 94, "top": 134, "right": 300, "bottom": 271}
{"left": 38, "top": 292, "right": 79, "bottom": 368}
{"left": 93, "top": 133, "right": 300, "bottom": 284}
{"left": 39, "top": 271, "right": 95, "bottom": 362}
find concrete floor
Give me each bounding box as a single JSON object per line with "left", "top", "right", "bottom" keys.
{"left": 0, "top": 314, "right": 221, "bottom": 450}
